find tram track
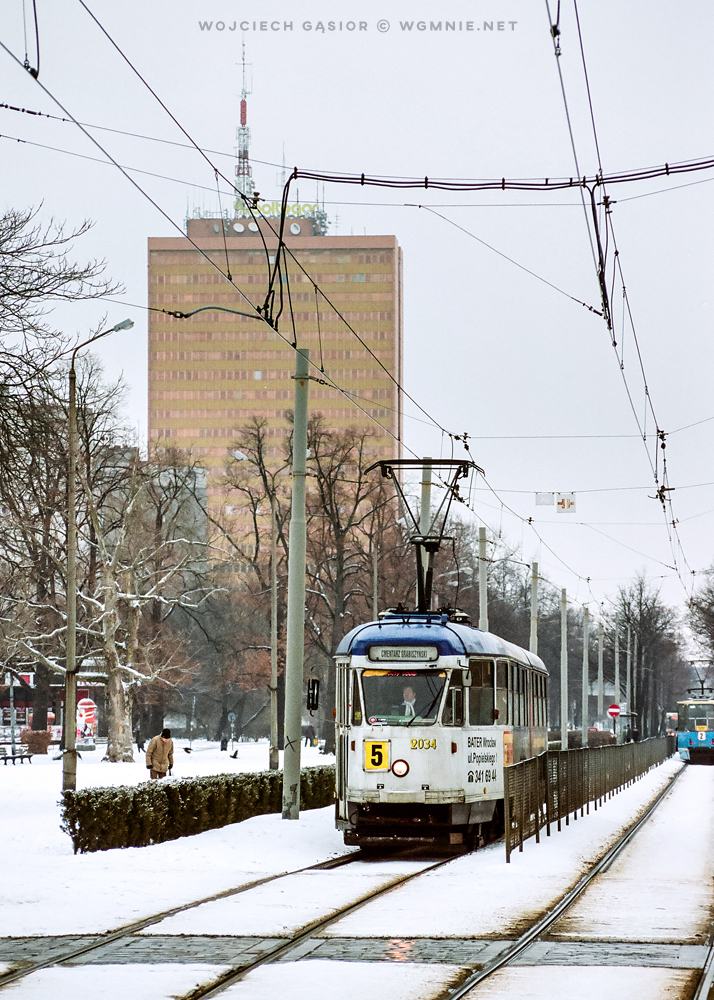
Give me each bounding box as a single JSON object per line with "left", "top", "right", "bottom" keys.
{"left": 0, "top": 849, "right": 361, "bottom": 989}
{"left": 179, "top": 763, "right": 688, "bottom": 999}
{"left": 0, "top": 763, "right": 691, "bottom": 999}
{"left": 446, "top": 761, "right": 687, "bottom": 999}
{"left": 184, "top": 850, "right": 462, "bottom": 1000}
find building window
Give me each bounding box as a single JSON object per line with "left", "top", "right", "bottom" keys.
{"left": 351, "top": 273, "right": 366, "bottom": 283}
{"left": 254, "top": 371, "right": 262, "bottom": 380}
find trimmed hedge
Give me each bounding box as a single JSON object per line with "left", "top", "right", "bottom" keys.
{"left": 61, "top": 765, "right": 336, "bottom": 854}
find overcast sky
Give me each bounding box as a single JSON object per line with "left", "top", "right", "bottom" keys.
{"left": 2, "top": 1, "right": 713, "bottom": 629}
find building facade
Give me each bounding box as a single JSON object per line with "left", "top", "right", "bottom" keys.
{"left": 148, "top": 216, "right": 403, "bottom": 502}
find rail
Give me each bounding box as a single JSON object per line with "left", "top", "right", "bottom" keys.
{"left": 504, "top": 736, "right": 677, "bottom": 862}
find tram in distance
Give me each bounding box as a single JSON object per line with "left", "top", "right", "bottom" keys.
{"left": 676, "top": 700, "right": 714, "bottom": 764}
{"left": 334, "top": 610, "right": 548, "bottom": 848}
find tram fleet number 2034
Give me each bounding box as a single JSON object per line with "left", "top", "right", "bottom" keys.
{"left": 333, "top": 611, "right": 548, "bottom": 848}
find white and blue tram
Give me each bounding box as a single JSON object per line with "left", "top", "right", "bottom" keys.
{"left": 334, "top": 611, "right": 548, "bottom": 847}
{"left": 677, "top": 700, "right": 714, "bottom": 764}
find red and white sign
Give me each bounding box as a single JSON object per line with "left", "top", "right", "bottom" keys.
{"left": 77, "top": 698, "right": 97, "bottom": 724}
{"left": 607, "top": 704, "right": 621, "bottom": 718}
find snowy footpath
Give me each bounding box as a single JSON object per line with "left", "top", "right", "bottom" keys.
{"left": 1, "top": 750, "right": 704, "bottom": 1000}
{"left": 0, "top": 740, "right": 341, "bottom": 937}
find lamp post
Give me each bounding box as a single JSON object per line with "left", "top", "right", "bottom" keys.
{"left": 63, "top": 319, "right": 133, "bottom": 793}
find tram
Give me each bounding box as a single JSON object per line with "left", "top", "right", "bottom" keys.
{"left": 334, "top": 610, "right": 548, "bottom": 847}
{"left": 676, "top": 700, "right": 714, "bottom": 764}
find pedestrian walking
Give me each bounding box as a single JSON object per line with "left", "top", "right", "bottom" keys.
{"left": 304, "top": 724, "right": 315, "bottom": 747}
{"left": 146, "top": 728, "right": 174, "bottom": 779}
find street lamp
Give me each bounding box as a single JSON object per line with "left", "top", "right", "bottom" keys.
{"left": 63, "top": 318, "right": 134, "bottom": 793}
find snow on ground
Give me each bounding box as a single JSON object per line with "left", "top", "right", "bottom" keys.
{"left": 460, "top": 966, "right": 696, "bottom": 1000}
{"left": 325, "top": 758, "right": 686, "bottom": 939}
{"left": 142, "top": 862, "right": 431, "bottom": 937}
{"left": 0, "top": 964, "right": 229, "bottom": 1000}
{"left": 219, "top": 960, "right": 465, "bottom": 1000}
{"left": 0, "top": 742, "right": 689, "bottom": 956}
{"left": 0, "top": 739, "right": 342, "bottom": 938}
{"left": 548, "top": 764, "right": 714, "bottom": 943}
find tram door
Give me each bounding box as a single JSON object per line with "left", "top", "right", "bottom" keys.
{"left": 335, "top": 662, "right": 349, "bottom": 819}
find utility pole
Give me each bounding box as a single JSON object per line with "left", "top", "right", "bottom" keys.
{"left": 633, "top": 631, "right": 638, "bottom": 732}
{"left": 63, "top": 354, "right": 79, "bottom": 793}
{"left": 626, "top": 624, "right": 632, "bottom": 727}
{"left": 529, "top": 562, "right": 538, "bottom": 655}
{"left": 479, "top": 527, "right": 489, "bottom": 631}
{"left": 597, "top": 621, "right": 604, "bottom": 721}
{"left": 372, "top": 546, "right": 379, "bottom": 620}
{"left": 282, "top": 348, "right": 309, "bottom": 820}
{"left": 269, "top": 491, "right": 279, "bottom": 771}
{"left": 560, "top": 589, "right": 568, "bottom": 751}
{"left": 62, "top": 319, "right": 133, "bottom": 793}
{"left": 614, "top": 610, "right": 620, "bottom": 708}
{"left": 581, "top": 607, "right": 590, "bottom": 747}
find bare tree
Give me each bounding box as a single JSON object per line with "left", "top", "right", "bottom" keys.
{"left": 0, "top": 207, "right": 118, "bottom": 385}
{"left": 0, "top": 357, "right": 125, "bottom": 728}
{"left": 80, "top": 454, "right": 213, "bottom": 761}
{"left": 611, "top": 574, "right": 681, "bottom": 737}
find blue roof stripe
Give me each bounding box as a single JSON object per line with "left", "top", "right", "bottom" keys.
{"left": 336, "top": 616, "right": 547, "bottom": 672}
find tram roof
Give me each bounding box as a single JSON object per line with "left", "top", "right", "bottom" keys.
{"left": 336, "top": 614, "right": 547, "bottom": 672}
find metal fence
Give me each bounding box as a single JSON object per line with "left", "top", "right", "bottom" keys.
{"left": 503, "top": 736, "right": 677, "bottom": 862}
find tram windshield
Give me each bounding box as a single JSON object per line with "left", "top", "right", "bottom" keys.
{"left": 361, "top": 669, "right": 446, "bottom": 726}
{"left": 678, "top": 702, "right": 714, "bottom": 731}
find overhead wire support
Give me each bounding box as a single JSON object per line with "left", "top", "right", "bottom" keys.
{"left": 543, "top": 0, "right": 598, "bottom": 271}
{"left": 543, "top": 0, "right": 695, "bottom": 597}
{"left": 7, "top": 9, "right": 699, "bottom": 599}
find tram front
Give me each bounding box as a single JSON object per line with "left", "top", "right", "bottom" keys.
{"left": 334, "top": 613, "right": 515, "bottom": 848}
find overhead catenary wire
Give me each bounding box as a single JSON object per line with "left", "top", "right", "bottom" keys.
{"left": 543, "top": 0, "right": 598, "bottom": 270}
{"left": 3, "top": 99, "right": 714, "bottom": 195}
{"left": 414, "top": 205, "right": 602, "bottom": 316}
{"left": 541, "top": 0, "right": 695, "bottom": 597}
{"left": 61, "top": 4, "right": 452, "bottom": 440}
{"left": 0, "top": 37, "right": 417, "bottom": 466}
{"left": 4, "top": 15, "right": 704, "bottom": 604}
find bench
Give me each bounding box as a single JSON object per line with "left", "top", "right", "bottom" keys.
{"left": 0, "top": 746, "right": 33, "bottom": 764}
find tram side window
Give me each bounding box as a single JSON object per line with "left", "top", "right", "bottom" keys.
{"left": 351, "top": 673, "right": 363, "bottom": 725}
{"left": 513, "top": 666, "right": 523, "bottom": 727}
{"left": 468, "top": 660, "right": 494, "bottom": 725}
{"left": 534, "top": 675, "right": 544, "bottom": 726}
{"left": 496, "top": 661, "right": 508, "bottom": 723}
{"left": 507, "top": 663, "right": 514, "bottom": 725}
{"left": 442, "top": 673, "right": 465, "bottom": 726}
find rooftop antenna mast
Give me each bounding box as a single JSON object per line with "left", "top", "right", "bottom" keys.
{"left": 235, "top": 43, "right": 255, "bottom": 213}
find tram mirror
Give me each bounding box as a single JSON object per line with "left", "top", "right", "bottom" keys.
{"left": 462, "top": 669, "right": 472, "bottom": 688}
{"left": 306, "top": 678, "right": 320, "bottom": 711}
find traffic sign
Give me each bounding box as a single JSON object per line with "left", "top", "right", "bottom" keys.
{"left": 607, "top": 704, "right": 621, "bottom": 718}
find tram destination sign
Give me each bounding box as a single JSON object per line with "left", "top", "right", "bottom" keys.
{"left": 368, "top": 646, "right": 438, "bottom": 662}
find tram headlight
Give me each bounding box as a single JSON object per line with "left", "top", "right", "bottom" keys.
{"left": 392, "top": 759, "right": 409, "bottom": 777}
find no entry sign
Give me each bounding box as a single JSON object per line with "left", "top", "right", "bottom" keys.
{"left": 607, "top": 704, "right": 621, "bottom": 718}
